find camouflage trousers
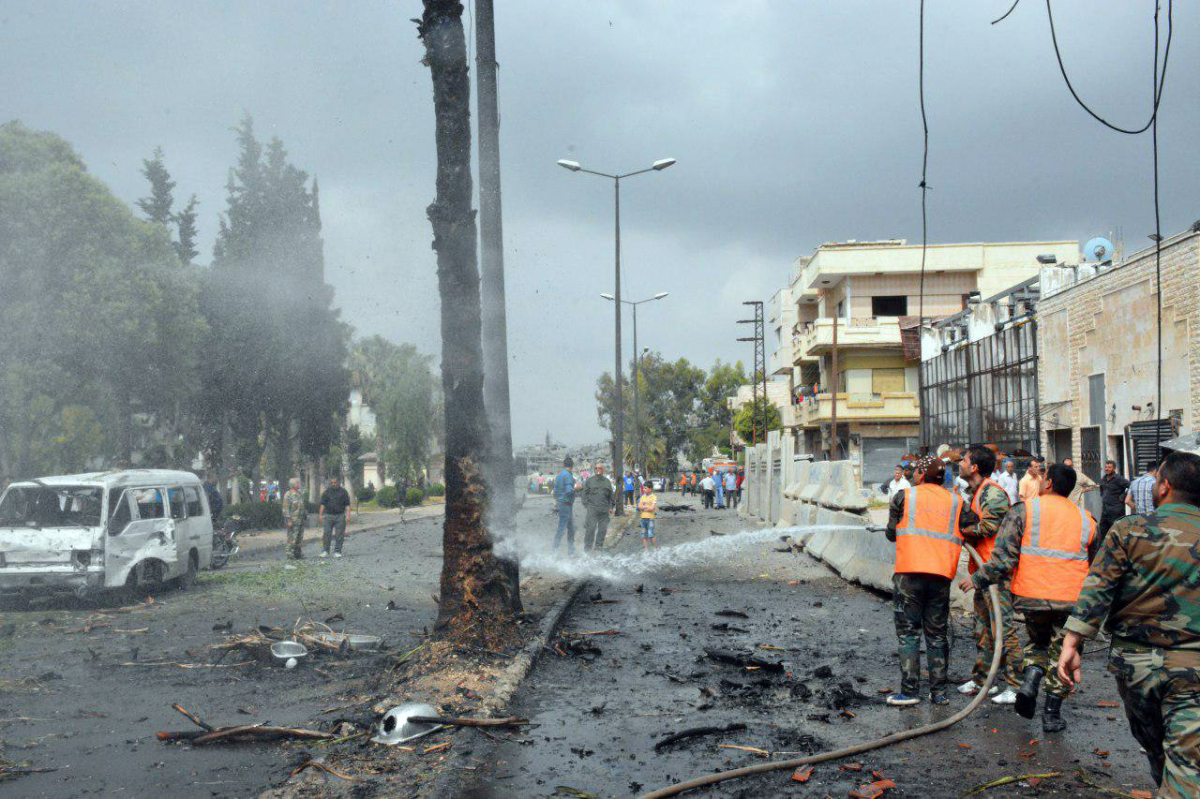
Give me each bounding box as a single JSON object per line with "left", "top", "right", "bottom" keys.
{"left": 285, "top": 522, "right": 304, "bottom": 559}
{"left": 1022, "top": 610, "right": 1070, "bottom": 699}
{"left": 972, "top": 580, "right": 1023, "bottom": 688}
{"left": 1109, "top": 646, "right": 1200, "bottom": 799}
{"left": 893, "top": 573, "right": 951, "bottom": 696}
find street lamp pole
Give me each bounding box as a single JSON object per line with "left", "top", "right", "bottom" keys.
{"left": 559, "top": 157, "right": 675, "bottom": 514}
{"left": 602, "top": 291, "right": 668, "bottom": 478}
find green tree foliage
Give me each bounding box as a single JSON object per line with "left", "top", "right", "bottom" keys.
{"left": 351, "top": 336, "right": 438, "bottom": 487}
{"left": 595, "top": 357, "right": 746, "bottom": 474}
{"left": 174, "top": 194, "right": 199, "bottom": 263}
{"left": 733, "top": 396, "right": 783, "bottom": 445}
{"left": 136, "top": 146, "right": 175, "bottom": 226}
{"left": 198, "top": 115, "right": 349, "bottom": 487}
{"left": 0, "top": 122, "right": 205, "bottom": 477}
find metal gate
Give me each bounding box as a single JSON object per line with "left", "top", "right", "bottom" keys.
{"left": 1127, "top": 419, "right": 1177, "bottom": 473}
{"left": 861, "top": 437, "right": 917, "bottom": 490}
{"left": 1081, "top": 426, "right": 1102, "bottom": 484}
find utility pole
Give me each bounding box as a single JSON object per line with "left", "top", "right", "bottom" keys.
{"left": 829, "top": 310, "right": 839, "bottom": 460}
{"left": 736, "top": 301, "right": 765, "bottom": 446}
{"left": 475, "top": 0, "right": 521, "bottom": 611}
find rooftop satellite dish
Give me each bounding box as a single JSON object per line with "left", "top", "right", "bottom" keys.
{"left": 1083, "top": 237, "right": 1114, "bottom": 262}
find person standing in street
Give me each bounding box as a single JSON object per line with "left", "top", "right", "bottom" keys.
{"left": 1126, "top": 459, "right": 1158, "bottom": 516}
{"left": 1099, "top": 459, "right": 1131, "bottom": 537}
{"left": 714, "top": 471, "right": 726, "bottom": 509}
{"left": 203, "top": 472, "right": 224, "bottom": 521}
{"left": 318, "top": 477, "right": 352, "bottom": 559}
{"left": 622, "top": 471, "right": 636, "bottom": 508}
{"left": 1019, "top": 457, "right": 1045, "bottom": 504}
{"left": 553, "top": 456, "right": 577, "bottom": 554}
{"left": 282, "top": 477, "right": 306, "bottom": 560}
{"left": 580, "top": 463, "right": 613, "bottom": 553}
{"left": 637, "top": 483, "right": 658, "bottom": 550}
{"left": 973, "top": 463, "right": 1099, "bottom": 733}
{"left": 995, "top": 460, "right": 1019, "bottom": 505}
{"left": 884, "top": 455, "right": 976, "bottom": 707}
{"left": 736, "top": 470, "right": 745, "bottom": 504}
{"left": 1058, "top": 452, "right": 1200, "bottom": 797}
{"left": 700, "top": 472, "right": 715, "bottom": 509}
{"left": 956, "top": 446, "right": 1021, "bottom": 704}
{"left": 886, "top": 465, "right": 911, "bottom": 499}
{"left": 723, "top": 470, "right": 738, "bottom": 509}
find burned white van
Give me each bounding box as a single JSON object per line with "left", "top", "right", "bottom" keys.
{"left": 0, "top": 469, "right": 213, "bottom": 598}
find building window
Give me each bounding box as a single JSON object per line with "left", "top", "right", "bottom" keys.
{"left": 872, "top": 368, "right": 906, "bottom": 394}
{"left": 871, "top": 295, "right": 908, "bottom": 317}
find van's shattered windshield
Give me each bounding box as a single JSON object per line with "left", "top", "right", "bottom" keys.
{"left": 0, "top": 485, "right": 104, "bottom": 529}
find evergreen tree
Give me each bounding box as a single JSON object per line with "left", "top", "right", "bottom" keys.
{"left": 136, "top": 146, "right": 175, "bottom": 227}
{"left": 175, "top": 194, "right": 199, "bottom": 262}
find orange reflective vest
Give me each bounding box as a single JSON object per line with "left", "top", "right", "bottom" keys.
{"left": 967, "top": 478, "right": 1010, "bottom": 575}
{"left": 1010, "top": 495, "right": 1097, "bottom": 602}
{"left": 895, "top": 483, "right": 964, "bottom": 580}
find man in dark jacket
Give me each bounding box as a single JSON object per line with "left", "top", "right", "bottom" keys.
{"left": 580, "top": 463, "right": 614, "bottom": 552}
{"left": 203, "top": 473, "right": 224, "bottom": 521}
{"left": 319, "top": 477, "right": 352, "bottom": 558}
{"left": 1098, "top": 459, "right": 1130, "bottom": 537}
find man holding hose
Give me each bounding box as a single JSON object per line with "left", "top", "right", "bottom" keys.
{"left": 1057, "top": 451, "right": 1200, "bottom": 798}
{"left": 885, "top": 455, "right": 976, "bottom": 707}
{"left": 972, "top": 463, "right": 1099, "bottom": 733}
{"left": 957, "top": 445, "right": 1022, "bottom": 705}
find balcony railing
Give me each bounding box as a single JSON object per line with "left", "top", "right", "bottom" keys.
{"left": 795, "top": 391, "right": 919, "bottom": 426}
{"left": 794, "top": 316, "right": 903, "bottom": 358}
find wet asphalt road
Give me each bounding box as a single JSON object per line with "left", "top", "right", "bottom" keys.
{"left": 0, "top": 510, "right": 454, "bottom": 798}
{"left": 452, "top": 496, "right": 1157, "bottom": 798}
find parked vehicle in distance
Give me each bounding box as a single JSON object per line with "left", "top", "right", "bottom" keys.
{"left": 0, "top": 470, "right": 213, "bottom": 599}
{"left": 650, "top": 477, "right": 665, "bottom": 491}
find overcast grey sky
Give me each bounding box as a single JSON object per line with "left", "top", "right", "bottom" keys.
{"left": 3, "top": 1, "right": 1195, "bottom": 446}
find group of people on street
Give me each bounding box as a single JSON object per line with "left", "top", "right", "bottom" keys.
{"left": 697, "top": 470, "right": 740, "bottom": 510}
{"left": 281, "top": 476, "right": 352, "bottom": 560}
{"left": 883, "top": 444, "right": 1200, "bottom": 796}
{"left": 551, "top": 456, "right": 659, "bottom": 555}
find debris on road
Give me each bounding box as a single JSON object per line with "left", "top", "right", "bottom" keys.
{"left": 406, "top": 714, "right": 530, "bottom": 728}
{"left": 714, "top": 609, "right": 749, "bottom": 619}
{"left": 289, "top": 760, "right": 360, "bottom": 782}
{"left": 963, "top": 772, "right": 1062, "bottom": 795}
{"left": 704, "top": 647, "right": 784, "bottom": 673}
{"left": 653, "top": 722, "right": 747, "bottom": 751}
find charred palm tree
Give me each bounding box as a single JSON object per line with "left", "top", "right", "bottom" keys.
{"left": 418, "top": 0, "right": 520, "bottom": 645}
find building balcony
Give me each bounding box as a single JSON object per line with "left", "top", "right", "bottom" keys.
{"left": 795, "top": 316, "right": 903, "bottom": 358}
{"left": 797, "top": 391, "right": 919, "bottom": 426}
{"left": 780, "top": 403, "right": 802, "bottom": 429}
{"left": 768, "top": 344, "right": 794, "bottom": 376}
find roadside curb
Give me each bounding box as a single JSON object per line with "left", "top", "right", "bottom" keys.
{"left": 482, "top": 511, "right": 634, "bottom": 714}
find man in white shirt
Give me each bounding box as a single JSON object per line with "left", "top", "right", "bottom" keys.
{"left": 995, "top": 459, "right": 1020, "bottom": 504}
{"left": 886, "top": 465, "right": 911, "bottom": 498}
{"left": 699, "top": 473, "right": 716, "bottom": 509}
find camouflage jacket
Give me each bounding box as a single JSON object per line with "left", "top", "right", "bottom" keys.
{"left": 282, "top": 489, "right": 306, "bottom": 526}
{"left": 972, "top": 500, "right": 1103, "bottom": 613}
{"left": 1065, "top": 503, "right": 1200, "bottom": 650}
{"left": 963, "top": 481, "right": 1011, "bottom": 546}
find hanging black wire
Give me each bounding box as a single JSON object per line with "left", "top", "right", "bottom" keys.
{"left": 991, "top": 0, "right": 1022, "bottom": 26}
{"left": 917, "top": 0, "right": 929, "bottom": 329}
{"left": 1044, "top": 0, "right": 1172, "bottom": 135}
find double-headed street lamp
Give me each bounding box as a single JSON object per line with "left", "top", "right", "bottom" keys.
{"left": 601, "top": 291, "right": 669, "bottom": 475}
{"left": 557, "top": 156, "right": 676, "bottom": 513}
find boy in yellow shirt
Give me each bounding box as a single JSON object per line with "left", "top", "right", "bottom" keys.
{"left": 638, "top": 484, "right": 658, "bottom": 551}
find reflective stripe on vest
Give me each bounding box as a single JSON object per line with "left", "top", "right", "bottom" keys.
{"left": 1010, "top": 495, "right": 1097, "bottom": 602}
{"left": 894, "top": 484, "right": 964, "bottom": 580}
{"left": 968, "top": 479, "right": 1009, "bottom": 572}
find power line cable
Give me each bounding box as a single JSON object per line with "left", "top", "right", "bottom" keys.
{"left": 991, "top": 0, "right": 1021, "bottom": 26}
{"left": 917, "top": 0, "right": 929, "bottom": 330}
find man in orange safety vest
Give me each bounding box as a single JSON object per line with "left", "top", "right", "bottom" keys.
{"left": 972, "top": 462, "right": 1099, "bottom": 733}
{"left": 884, "top": 455, "right": 977, "bottom": 707}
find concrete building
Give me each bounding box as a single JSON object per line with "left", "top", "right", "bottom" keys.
{"left": 783, "top": 238, "right": 1078, "bottom": 487}
{"left": 1037, "top": 226, "right": 1199, "bottom": 482}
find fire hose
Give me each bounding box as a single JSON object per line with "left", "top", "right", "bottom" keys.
{"left": 640, "top": 539, "right": 1003, "bottom": 798}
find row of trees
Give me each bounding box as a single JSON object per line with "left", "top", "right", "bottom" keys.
{"left": 595, "top": 357, "right": 751, "bottom": 475}
{"left": 0, "top": 119, "right": 435, "bottom": 493}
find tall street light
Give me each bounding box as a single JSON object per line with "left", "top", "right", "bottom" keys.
{"left": 601, "top": 292, "right": 669, "bottom": 476}
{"left": 558, "top": 157, "right": 676, "bottom": 514}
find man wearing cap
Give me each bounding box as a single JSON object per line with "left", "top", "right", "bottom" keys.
{"left": 552, "top": 456, "right": 577, "bottom": 554}
{"left": 973, "top": 463, "right": 1100, "bottom": 733}
{"left": 580, "top": 463, "right": 614, "bottom": 552}
{"left": 884, "top": 455, "right": 977, "bottom": 707}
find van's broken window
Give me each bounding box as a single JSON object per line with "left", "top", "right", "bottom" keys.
{"left": 0, "top": 485, "right": 104, "bottom": 528}
{"left": 134, "top": 489, "right": 165, "bottom": 520}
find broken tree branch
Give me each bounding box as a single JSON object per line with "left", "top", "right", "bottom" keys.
{"left": 172, "top": 704, "right": 214, "bottom": 732}
{"left": 407, "top": 715, "right": 530, "bottom": 728}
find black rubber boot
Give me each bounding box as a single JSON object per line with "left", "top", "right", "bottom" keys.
{"left": 1042, "top": 695, "right": 1066, "bottom": 732}
{"left": 1015, "top": 666, "right": 1044, "bottom": 719}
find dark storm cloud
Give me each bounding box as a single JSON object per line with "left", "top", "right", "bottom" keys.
{"left": 3, "top": 0, "right": 1195, "bottom": 445}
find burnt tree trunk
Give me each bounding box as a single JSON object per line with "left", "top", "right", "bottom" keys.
{"left": 419, "top": 0, "right": 520, "bottom": 644}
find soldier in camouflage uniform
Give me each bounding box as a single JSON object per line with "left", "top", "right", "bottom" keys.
{"left": 282, "top": 477, "right": 306, "bottom": 560}
{"left": 1058, "top": 451, "right": 1200, "bottom": 798}
{"left": 956, "top": 445, "right": 1023, "bottom": 703}
{"left": 885, "top": 456, "right": 978, "bottom": 705}
{"left": 974, "top": 464, "right": 1100, "bottom": 732}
